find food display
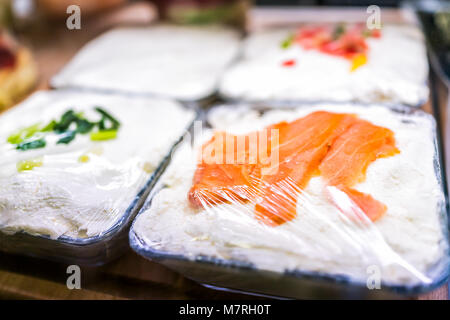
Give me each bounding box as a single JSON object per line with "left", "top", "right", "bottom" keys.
{"left": 132, "top": 103, "right": 448, "bottom": 292}
{"left": 0, "top": 30, "right": 37, "bottom": 110}
{"left": 1, "top": 2, "right": 449, "bottom": 300}
{"left": 51, "top": 25, "right": 241, "bottom": 101}
{"left": 0, "top": 90, "right": 195, "bottom": 239}
{"left": 219, "top": 24, "right": 429, "bottom": 106}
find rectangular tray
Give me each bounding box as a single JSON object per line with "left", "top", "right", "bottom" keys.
{"left": 217, "top": 23, "right": 430, "bottom": 109}
{"left": 49, "top": 25, "right": 244, "bottom": 105}
{"left": 0, "top": 98, "right": 198, "bottom": 267}
{"left": 129, "top": 103, "right": 450, "bottom": 299}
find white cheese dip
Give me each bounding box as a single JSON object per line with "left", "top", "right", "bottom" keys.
{"left": 133, "top": 104, "right": 446, "bottom": 285}
{"left": 0, "top": 90, "right": 195, "bottom": 239}
{"left": 219, "top": 25, "right": 429, "bottom": 106}
{"left": 51, "top": 25, "right": 241, "bottom": 101}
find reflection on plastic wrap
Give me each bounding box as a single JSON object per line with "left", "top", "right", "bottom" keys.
{"left": 188, "top": 109, "right": 435, "bottom": 284}
{"left": 326, "top": 186, "right": 431, "bottom": 284}
{"left": 189, "top": 111, "right": 400, "bottom": 225}
{"left": 131, "top": 103, "right": 449, "bottom": 296}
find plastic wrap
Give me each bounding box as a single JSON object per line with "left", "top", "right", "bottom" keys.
{"left": 218, "top": 23, "right": 429, "bottom": 107}
{"left": 0, "top": 90, "right": 196, "bottom": 265}
{"left": 51, "top": 25, "right": 241, "bottom": 102}
{"left": 131, "top": 103, "right": 449, "bottom": 298}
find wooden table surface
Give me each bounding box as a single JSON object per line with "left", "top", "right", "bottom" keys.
{"left": 0, "top": 3, "right": 448, "bottom": 300}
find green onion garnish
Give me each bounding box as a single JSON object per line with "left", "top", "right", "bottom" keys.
{"left": 57, "top": 131, "right": 76, "bottom": 144}
{"left": 281, "top": 34, "right": 295, "bottom": 49}
{"left": 16, "top": 138, "right": 46, "bottom": 151}
{"left": 54, "top": 110, "right": 78, "bottom": 133}
{"left": 17, "top": 158, "right": 43, "bottom": 172}
{"left": 75, "top": 119, "right": 95, "bottom": 134}
{"left": 41, "top": 120, "right": 57, "bottom": 132}
{"left": 90, "top": 130, "right": 117, "bottom": 141}
{"left": 7, "top": 123, "right": 41, "bottom": 144}
{"left": 333, "top": 22, "right": 345, "bottom": 40}
{"left": 8, "top": 106, "right": 120, "bottom": 152}
{"left": 333, "top": 23, "right": 346, "bottom": 40}
{"left": 95, "top": 107, "right": 120, "bottom": 131}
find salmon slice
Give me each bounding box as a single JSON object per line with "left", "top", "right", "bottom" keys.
{"left": 189, "top": 112, "right": 351, "bottom": 215}
{"left": 188, "top": 131, "right": 264, "bottom": 208}
{"left": 188, "top": 111, "right": 399, "bottom": 226}
{"left": 254, "top": 112, "right": 355, "bottom": 226}
{"left": 319, "top": 120, "right": 400, "bottom": 221}
{"left": 188, "top": 161, "right": 261, "bottom": 208}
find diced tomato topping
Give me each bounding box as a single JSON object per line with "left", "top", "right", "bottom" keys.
{"left": 286, "top": 24, "right": 381, "bottom": 70}
{"left": 321, "top": 33, "right": 368, "bottom": 59}
{"left": 370, "top": 29, "right": 382, "bottom": 38}
{"left": 282, "top": 59, "right": 296, "bottom": 67}
{"left": 295, "top": 26, "right": 332, "bottom": 49}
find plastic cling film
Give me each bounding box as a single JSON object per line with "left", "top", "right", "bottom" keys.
{"left": 218, "top": 24, "right": 429, "bottom": 107}
{"left": 132, "top": 103, "right": 449, "bottom": 288}
{"left": 51, "top": 25, "right": 241, "bottom": 101}
{"left": 0, "top": 90, "right": 195, "bottom": 240}
{"left": 189, "top": 111, "right": 400, "bottom": 226}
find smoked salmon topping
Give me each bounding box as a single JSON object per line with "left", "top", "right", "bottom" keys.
{"left": 188, "top": 111, "right": 399, "bottom": 226}
{"left": 319, "top": 119, "right": 399, "bottom": 222}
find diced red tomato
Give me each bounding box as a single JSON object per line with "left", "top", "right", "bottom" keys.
{"left": 370, "top": 29, "right": 382, "bottom": 38}
{"left": 281, "top": 59, "right": 296, "bottom": 67}
{"left": 295, "top": 26, "right": 331, "bottom": 49}
{"left": 291, "top": 24, "right": 381, "bottom": 65}
{"left": 326, "top": 33, "right": 368, "bottom": 59}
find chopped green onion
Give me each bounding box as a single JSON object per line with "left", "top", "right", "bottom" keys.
{"left": 76, "top": 119, "right": 95, "bottom": 134}
{"left": 41, "top": 120, "right": 57, "bottom": 132}
{"left": 57, "top": 131, "right": 76, "bottom": 144}
{"left": 333, "top": 23, "right": 346, "bottom": 40}
{"left": 90, "top": 130, "right": 117, "bottom": 141}
{"left": 75, "top": 111, "right": 85, "bottom": 118}
{"left": 95, "top": 107, "right": 120, "bottom": 130}
{"left": 17, "top": 158, "right": 43, "bottom": 172}
{"left": 362, "top": 29, "right": 374, "bottom": 38}
{"left": 7, "top": 123, "right": 41, "bottom": 144}
{"left": 16, "top": 138, "right": 46, "bottom": 151}
{"left": 281, "top": 34, "right": 294, "bottom": 49}
{"left": 54, "top": 110, "right": 78, "bottom": 133}
{"left": 8, "top": 107, "right": 120, "bottom": 151}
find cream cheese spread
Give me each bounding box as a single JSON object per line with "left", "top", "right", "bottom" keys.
{"left": 0, "top": 90, "right": 195, "bottom": 239}
{"left": 51, "top": 25, "right": 241, "bottom": 101}
{"left": 133, "top": 103, "right": 446, "bottom": 284}
{"left": 219, "top": 25, "right": 429, "bottom": 106}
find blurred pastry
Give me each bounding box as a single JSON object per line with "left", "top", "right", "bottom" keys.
{"left": 0, "top": 30, "right": 37, "bottom": 110}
